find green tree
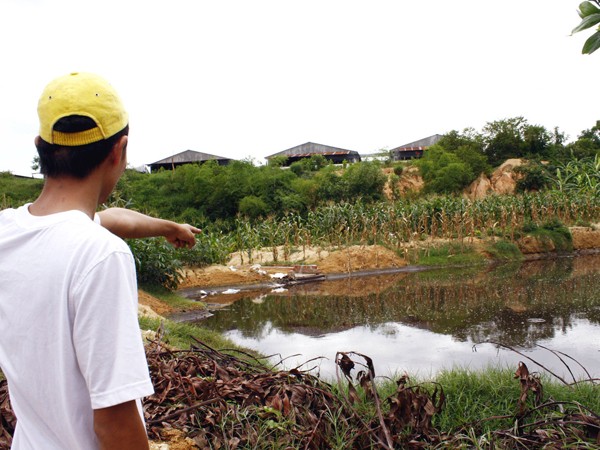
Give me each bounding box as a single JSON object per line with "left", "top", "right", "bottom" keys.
{"left": 314, "top": 166, "right": 347, "bottom": 203}
{"left": 481, "top": 117, "right": 553, "bottom": 166}
{"left": 565, "top": 125, "right": 600, "bottom": 159}
{"left": 238, "top": 195, "right": 268, "bottom": 219}
{"left": 514, "top": 162, "right": 552, "bottom": 192}
{"left": 416, "top": 145, "right": 475, "bottom": 194}
{"left": 290, "top": 177, "right": 319, "bottom": 209}
{"left": 522, "top": 124, "right": 551, "bottom": 158}
{"left": 482, "top": 117, "right": 527, "bottom": 166}
{"left": 31, "top": 156, "right": 40, "bottom": 172}
{"left": 454, "top": 145, "right": 491, "bottom": 178}
{"left": 341, "top": 161, "right": 386, "bottom": 202}
{"left": 290, "top": 154, "right": 328, "bottom": 177}
{"left": 267, "top": 155, "right": 288, "bottom": 167}
{"left": 437, "top": 129, "right": 491, "bottom": 178}
{"left": 437, "top": 128, "right": 483, "bottom": 153}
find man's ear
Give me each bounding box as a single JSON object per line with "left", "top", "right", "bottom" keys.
{"left": 112, "top": 135, "right": 128, "bottom": 164}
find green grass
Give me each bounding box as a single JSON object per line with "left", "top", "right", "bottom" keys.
{"left": 138, "top": 315, "right": 243, "bottom": 351}
{"left": 529, "top": 227, "right": 574, "bottom": 252}
{"left": 139, "top": 282, "right": 206, "bottom": 310}
{"left": 483, "top": 240, "right": 524, "bottom": 260}
{"left": 330, "top": 366, "right": 600, "bottom": 447}
{"left": 411, "top": 242, "right": 488, "bottom": 266}
{"left": 0, "top": 172, "right": 43, "bottom": 209}
{"left": 432, "top": 367, "right": 598, "bottom": 432}
{"left": 519, "top": 218, "right": 574, "bottom": 253}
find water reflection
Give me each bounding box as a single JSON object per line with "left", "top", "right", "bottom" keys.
{"left": 194, "top": 255, "right": 600, "bottom": 380}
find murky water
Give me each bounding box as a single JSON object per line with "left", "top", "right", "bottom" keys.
{"left": 190, "top": 254, "right": 600, "bottom": 380}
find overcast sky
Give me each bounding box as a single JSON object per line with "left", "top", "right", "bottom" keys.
{"left": 1, "top": 0, "right": 598, "bottom": 175}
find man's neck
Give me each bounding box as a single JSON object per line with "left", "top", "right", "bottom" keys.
{"left": 28, "top": 175, "right": 103, "bottom": 219}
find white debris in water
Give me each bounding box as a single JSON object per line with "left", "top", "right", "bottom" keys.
{"left": 222, "top": 288, "right": 240, "bottom": 294}
{"left": 269, "top": 272, "right": 287, "bottom": 279}
{"left": 249, "top": 264, "right": 267, "bottom": 275}
{"left": 271, "top": 287, "right": 288, "bottom": 293}
{"left": 527, "top": 318, "right": 546, "bottom": 323}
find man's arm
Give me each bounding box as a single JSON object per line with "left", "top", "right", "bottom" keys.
{"left": 94, "top": 401, "right": 149, "bottom": 450}
{"left": 97, "top": 208, "right": 201, "bottom": 248}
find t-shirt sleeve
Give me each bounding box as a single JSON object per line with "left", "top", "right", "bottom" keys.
{"left": 71, "top": 250, "right": 154, "bottom": 409}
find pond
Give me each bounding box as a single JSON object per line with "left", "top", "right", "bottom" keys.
{"left": 184, "top": 254, "right": 600, "bottom": 381}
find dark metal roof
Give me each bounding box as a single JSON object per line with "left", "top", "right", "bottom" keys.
{"left": 285, "top": 151, "right": 356, "bottom": 157}
{"left": 149, "top": 150, "right": 231, "bottom": 165}
{"left": 265, "top": 142, "right": 359, "bottom": 159}
{"left": 391, "top": 134, "right": 443, "bottom": 152}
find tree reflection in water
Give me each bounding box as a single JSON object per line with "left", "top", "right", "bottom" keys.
{"left": 198, "top": 254, "right": 600, "bottom": 378}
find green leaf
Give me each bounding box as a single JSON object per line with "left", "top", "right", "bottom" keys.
{"left": 582, "top": 30, "right": 600, "bottom": 54}
{"left": 572, "top": 13, "right": 600, "bottom": 34}
{"left": 579, "top": 1, "right": 600, "bottom": 18}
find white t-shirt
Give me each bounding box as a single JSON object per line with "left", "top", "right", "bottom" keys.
{"left": 0, "top": 205, "right": 154, "bottom": 449}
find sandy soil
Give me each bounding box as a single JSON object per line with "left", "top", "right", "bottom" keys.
{"left": 138, "top": 290, "right": 175, "bottom": 316}
{"left": 177, "top": 244, "right": 407, "bottom": 290}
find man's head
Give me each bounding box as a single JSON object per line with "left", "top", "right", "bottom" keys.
{"left": 35, "top": 72, "right": 129, "bottom": 178}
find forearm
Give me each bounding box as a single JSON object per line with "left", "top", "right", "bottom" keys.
{"left": 98, "top": 208, "right": 200, "bottom": 248}
{"left": 94, "top": 401, "right": 149, "bottom": 450}
{"left": 97, "top": 208, "right": 175, "bottom": 239}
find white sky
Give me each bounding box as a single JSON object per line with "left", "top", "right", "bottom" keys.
{"left": 1, "top": 0, "right": 598, "bottom": 176}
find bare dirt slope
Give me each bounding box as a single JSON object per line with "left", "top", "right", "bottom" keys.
{"left": 177, "top": 245, "right": 406, "bottom": 289}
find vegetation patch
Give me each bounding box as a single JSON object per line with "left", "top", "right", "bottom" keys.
{"left": 521, "top": 219, "right": 574, "bottom": 253}
{"left": 483, "top": 240, "right": 524, "bottom": 261}
{"left": 412, "top": 242, "right": 486, "bottom": 267}
{"left": 0, "top": 172, "right": 43, "bottom": 209}
{"left": 139, "top": 283, "right": 205, "bottom": 313}
{"left": 138, "top": 316, "right": 242, "bottom": 351}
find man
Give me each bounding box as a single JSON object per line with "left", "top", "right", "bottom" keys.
{"left": 0, "top": 72, "right": 196, "bottom": 449}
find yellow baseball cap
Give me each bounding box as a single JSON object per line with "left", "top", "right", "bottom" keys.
{"left": 37, "top": 72, "right": 128, "bottom": 146}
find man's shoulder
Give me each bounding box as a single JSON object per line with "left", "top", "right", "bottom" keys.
{"left": 0, "top": 206, "right": 18, "bottom": 219}
{"left": 36, "top": 211, "right": 132, "bottom": 258}
{"left": 70, "top": 218, "right": 131, "bottom": 253}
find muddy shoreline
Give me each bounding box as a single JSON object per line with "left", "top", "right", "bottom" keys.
{"left": 177, "top": 264, "right": 429, "bottom": 299}
{"left": 163, "top": 248, "right": 600, "bottom": 324}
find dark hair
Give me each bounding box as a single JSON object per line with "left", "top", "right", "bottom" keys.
{"left": 36, "top": 116, "right": 129, "bottom": 179}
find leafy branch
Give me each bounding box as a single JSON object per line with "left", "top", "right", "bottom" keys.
{"left": 572, "top": 1, "right": 600, "bottom": 54}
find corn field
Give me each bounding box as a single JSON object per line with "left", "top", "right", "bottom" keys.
{"left": 553, "top": 154, "right": 600, "bottom": 196}
{"left": 214, "top": 190, "right": 600, "bottom": 264}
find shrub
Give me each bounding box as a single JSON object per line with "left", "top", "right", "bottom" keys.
{"left": 515, "top": 163, "right": 551, "bottom": 192}
{"left": 239, "top": 195, "right": 268, "bottom": 219}
{"left": 484, "top": 240, "right": 523, "bottom": 260}
{"left": 521, "top": 220, "right": 538, "bottom": 233}
{"left": 416, "top": 145, "right": 475, "bottom": 194}
{"left": 127, "top": 238, "right": 182, "bottom": 290}
{"left": 342, "top": 161, "right": 387, "bottom": 202}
